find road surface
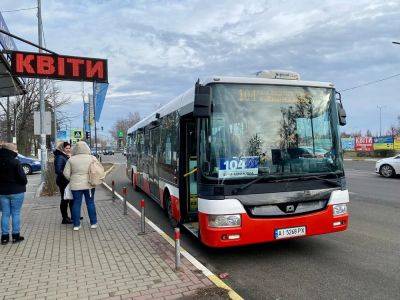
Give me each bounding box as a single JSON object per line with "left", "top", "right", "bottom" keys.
{"left": 103, "top": 154, "right": 400, "bottom": 299}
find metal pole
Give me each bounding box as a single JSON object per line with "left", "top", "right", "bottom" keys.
{"left": 53, "top": 82, "right": 57, "bottom": 145}
{"left": 140, "top": 199, "right": 145, "bottom": 234}
{"left": 87, "top": 93, "right": 92, "bottom": 148}
{"left": 112, "top": 180, "right": 115, "bottom": 202}
{"left": 174, "top": 227, "right": 181, "bottom": 271}
{"left": 0, "top": 28, "right": 57, "bottom": 55}
{"left": 93, "top": 89, "right": 98, "bottom": 157}
{"left": 123, "top": 187, "right": 127, "bottom": 215}
{"left": 38, "top": 0, "right": 46, "bottom": 182}
{"left": 377, "top": 105, "right": 383, "bottom": 136}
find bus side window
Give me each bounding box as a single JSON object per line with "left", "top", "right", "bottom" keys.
{"left": 160, "top": 112, "right": 179, "bottom": 166}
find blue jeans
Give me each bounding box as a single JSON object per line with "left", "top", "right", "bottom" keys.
{"left": 71, "top": 189, "right": 97, "bottom": 227}
{"left": 0, "top": 193, "right": 25, "bottom": 235}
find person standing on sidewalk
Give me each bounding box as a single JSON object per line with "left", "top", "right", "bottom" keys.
{"left": 54, "top": 142, "right": 73, "bottom": 224}
{"left": 0, "top": 143, "right": 27, "bottom": 245}
{"left": 63, "top": 141, "right": 101, "bottom": 231}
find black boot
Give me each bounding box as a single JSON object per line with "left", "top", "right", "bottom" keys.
{"left": 62, "top": 217, "right": 72, "bottom": 224}
{"left": 12, "top": 233, "right": 24, "bottom": 243}
{"left": 1, "top": 235, "right": 9, "bottom": 245}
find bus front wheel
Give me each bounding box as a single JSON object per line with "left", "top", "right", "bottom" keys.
{"left": 165, "top": 193, "right": 178, "bottom": 227}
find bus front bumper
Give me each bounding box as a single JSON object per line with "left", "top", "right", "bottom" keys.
{"left": 198, "top": 205, "right": 348, "bottom": 248}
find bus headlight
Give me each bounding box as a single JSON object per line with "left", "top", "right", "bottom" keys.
{"left": 208, "top": 214, "right": 241, "bottom": 228}
{"left": 333, "top": 204, "right": 347, "bottom": 216}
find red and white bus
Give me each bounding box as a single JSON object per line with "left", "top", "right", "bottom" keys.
{"left": 126, "top": 70, "right": 349, "bottom": 247}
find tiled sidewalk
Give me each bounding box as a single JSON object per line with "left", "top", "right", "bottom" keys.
{"left": 0, "top": 175, "right": 214, "bottom": 299}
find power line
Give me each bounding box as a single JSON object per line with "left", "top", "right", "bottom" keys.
{"left": 340, "top": 73, "right": 400, "bottom": 92}
{"left": 1, "top": 7, "right": 37, "bottom": 13}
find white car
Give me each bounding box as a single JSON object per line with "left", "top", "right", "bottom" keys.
{"left": 375, "top": 155, "right": 400, "bottom": 178}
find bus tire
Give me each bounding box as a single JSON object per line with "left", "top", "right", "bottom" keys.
{"left": 165, "top": 192, "right": 178, "bottom": 227}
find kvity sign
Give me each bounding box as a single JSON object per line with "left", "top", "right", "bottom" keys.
{"left": 11, "top": 51, "right": 108, "bottom": 82}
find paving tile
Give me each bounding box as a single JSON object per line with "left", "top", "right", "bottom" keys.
{"left": 0, "top": 181, "right": 214, "bottom": 299}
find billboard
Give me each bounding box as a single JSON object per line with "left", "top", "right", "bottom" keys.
{"left": 394, "top": 137, "right": 400, "bottom": 151}
{"left": 341, "top": 138, "right": 355, "bottom": 151}
{"left": 373, "top": 136, "right": 393, "bottom": 150}
{"left": 355, "top": 137, "right": 373, "bottom": 151}
{"left": 11, "top": 51, "right": 108, "bottom": 82}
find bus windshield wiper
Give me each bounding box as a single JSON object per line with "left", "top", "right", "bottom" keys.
{"left": 234, "top": 174, "right": 281, "bottom": 193}
{"left": 234, "top": 171, "right": 343, "bottom": 193}
{"left": 298, "top": 172, "right": 343, "bottom": 185}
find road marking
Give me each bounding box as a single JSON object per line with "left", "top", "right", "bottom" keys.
{"left": 102, "top": 181, "right": 243, "bottom": 300}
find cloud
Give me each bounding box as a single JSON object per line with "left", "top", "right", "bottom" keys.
{"left": 1, "top": 0, "right": 400, "bottom": 135}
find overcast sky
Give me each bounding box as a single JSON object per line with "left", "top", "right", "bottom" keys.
{"left": 2, "top": 0, "right": 400, "bottom": 137}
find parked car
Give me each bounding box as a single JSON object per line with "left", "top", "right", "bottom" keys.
{"left": 103, "top": 149, "right": 115, "bottom": 155}
{"left": 375, "top": 155, "right": 400, "bottom": 178}
{"left": 17, "top": 154, "right": 41, "bottom": 175}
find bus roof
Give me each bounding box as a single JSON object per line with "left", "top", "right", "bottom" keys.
{"left": 127, "top": 76, "right": 335, "bottom": 134}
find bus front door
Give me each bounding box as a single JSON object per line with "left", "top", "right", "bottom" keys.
{"left": 185, "top": 122, "right": 198, "bottom": 215}
{"left": 149, "top": 127, "right": 160, "bottom": 201}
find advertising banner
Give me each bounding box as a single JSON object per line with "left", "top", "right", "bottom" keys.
{"left": 373, "top": 136, "right": 393, "bottom": 150}
{"left": 93, "top": 82, "right": 109, "bottom": 122}
{"left": 57, "top": 130, "right": 67, "bottom": 141}
{"left": 341, "top": 138, "right": 355, "bottom": 151}
{"left": 394, "top": 136, "right": 400, "bottom": 151}
{"left": 83, "top": 102, "right": 90, "bottom": 132}
{"left": 88, "top": 94, "right": 94, "bottom": 126}
{"left": 355, "top": 137, "right": 373, "bottom": 151}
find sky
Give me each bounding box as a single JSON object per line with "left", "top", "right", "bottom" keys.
{"left": 1, "top": 0, "right": 400, "bottom": 137}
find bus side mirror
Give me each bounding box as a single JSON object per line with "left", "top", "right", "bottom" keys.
{"left": 335, "top": 91, "right": 346, "bottom": 126}
{"left": 337, "top": 102, "right": 346, "bottom": 126}
{"left": 193, "top": 82, "right": 211, "bottom": 118}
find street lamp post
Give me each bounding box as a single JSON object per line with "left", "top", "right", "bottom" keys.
{"left": 377, "top": 105, "right": 385, "bottom": 136}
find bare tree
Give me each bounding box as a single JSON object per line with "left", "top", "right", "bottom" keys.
{"left": 109, "top": 112, "right": 140, "bottom": 145}
{"left": 0, "top": 79, "right": 71, "bottom": 155}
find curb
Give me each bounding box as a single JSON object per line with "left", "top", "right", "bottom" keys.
{"left": 102, "top": 181, "right": 243, "bottom": 300}
{"left": 344, "top": 158, "right": 378, "bottom": 161}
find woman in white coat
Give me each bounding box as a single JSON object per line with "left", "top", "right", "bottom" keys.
{"left": 63, "top": 141, "right": 99, "bottom": 231}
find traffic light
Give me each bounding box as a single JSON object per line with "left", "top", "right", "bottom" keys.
{"left": 86, "top": 131, "right": 91, "bottom": 140}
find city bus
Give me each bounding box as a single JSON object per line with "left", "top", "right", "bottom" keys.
{"left": 126, "top": 70, "right": 349, "bottom": 247}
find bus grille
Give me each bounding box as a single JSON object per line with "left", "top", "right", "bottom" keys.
{"left": 247, "top": 200, "right": 328, "bottom": 218}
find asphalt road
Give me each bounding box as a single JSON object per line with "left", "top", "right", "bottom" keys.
{"left": 103, "top": 154, "right": 400, "bottom": 299}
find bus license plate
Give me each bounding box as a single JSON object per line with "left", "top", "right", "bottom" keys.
{"left": 275, "top": 226, "right": 306, "bottom": 239}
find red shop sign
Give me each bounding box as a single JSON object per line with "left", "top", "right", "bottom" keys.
{"left": 11, "top": 51, "right": 108, "bottom": 82}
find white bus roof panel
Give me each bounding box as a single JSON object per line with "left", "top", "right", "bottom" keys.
{"left": 127, "top": 76, "right": 335, "bottom": 134}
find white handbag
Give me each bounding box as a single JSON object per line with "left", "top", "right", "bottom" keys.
{"left": 63, "top": 184, "right": 73, "bottom": 200}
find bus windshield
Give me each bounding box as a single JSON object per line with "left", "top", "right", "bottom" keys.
{"left": 200, "top": 83, "right": 343, "bottom": 180}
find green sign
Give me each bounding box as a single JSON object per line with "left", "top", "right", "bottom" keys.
{"left": 71, "top": 128, "right": 83, "bottom": 143}
{"left": 118, "top": 130, "right": 124, "bottom": 138}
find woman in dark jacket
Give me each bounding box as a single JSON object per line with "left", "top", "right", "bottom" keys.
{"left": 0, "top": 143, "right": 27, "bottom": 245}
{"left": 54, "top": 142, "right": 72, "bottom": 224}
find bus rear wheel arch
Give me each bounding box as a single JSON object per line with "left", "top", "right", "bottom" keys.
{"left": 164, "top": 190, "right": 179, "bottom": 227}
{"left": 132, "top": 169, "right": 139, "bottom": 191}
